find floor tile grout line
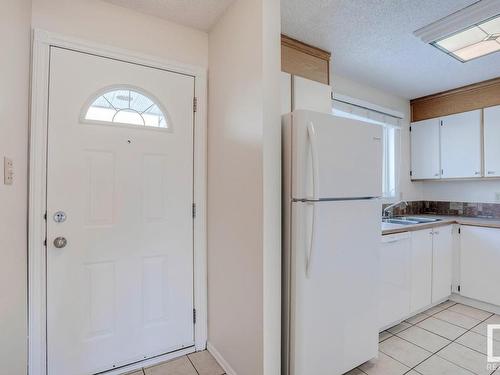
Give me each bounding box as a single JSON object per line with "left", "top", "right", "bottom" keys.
{"left": 406, "top": 306, "right": 496, "bottom": 375}
{"left": 380, "top": 302, "right": 498, "bottom": 375}
{"left": 186, "top": 354, "right": 201, "bottom": 375}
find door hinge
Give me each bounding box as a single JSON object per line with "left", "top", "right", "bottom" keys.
{"left": 192, "top": 203, "right": 197, "bottom": 218}
{"left": 193, "top": 308, "right": 197, "bottom": 324}
{"left": 193, "top": 97, "right": 198, "bottom": 113}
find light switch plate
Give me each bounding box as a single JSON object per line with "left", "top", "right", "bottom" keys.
{"left": 4, "top": 157, "right": 13, "bottom": 185}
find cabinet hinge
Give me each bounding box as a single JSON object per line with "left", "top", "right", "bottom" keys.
{"left": 192, "top": 203, "right": 196, "bottom": 219}
{"left": 409, "top": 126, "right": 412, "bottom": 132}
{"left": 44, "top": 212, "right": 47, "bottom": 220}
{"left": 410, "top": 170, "right": 413, "bottom": 177}
{"left": 193, "top": 308, "right": 197, "bottom": 324}
{"left": 440, "top": 120, "right": 443, "bottom": 126}
{"left": 458, "top": 227, "right": 461, "bottom": 234}
{"left": 458, "top": 285, "right": 461, "bottom": 292}
{"left": 43, "top": 238, "right": 47, "bottom": 246}
{"left": 193, "top": 97, "right": 198, "bottom": 113}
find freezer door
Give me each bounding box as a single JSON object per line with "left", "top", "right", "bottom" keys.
{"left": 291, "top": 110, "right": 383, "bottom": 200}
{"left": 288, "top": 199, "right": 380, "bottom": 375}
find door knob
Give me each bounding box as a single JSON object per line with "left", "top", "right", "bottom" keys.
{"left": 53, "top": 237, "right": 67, "bottom": 249}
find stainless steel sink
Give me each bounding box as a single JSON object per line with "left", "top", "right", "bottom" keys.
{"left": 382, "top": 218, "right": 419, "bottom": 225}
{"left": 382, "top": 216, "right": 443, "bottom": 225}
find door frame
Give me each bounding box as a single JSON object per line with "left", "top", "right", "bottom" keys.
{"left": 28, "top": 29, "right": 208, "bottom": 375}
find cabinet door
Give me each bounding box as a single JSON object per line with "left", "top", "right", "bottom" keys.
{"left": 441, "top": 110, "right": 482, "bottom": 178}
{"left": 281, "top": 71, "right": 292, "bottom": 115}
{"left": 410, "top": 119, "right": 440, "bottom": 180}
{"left": 484, "top": 105, "right": 500, "bottom": 178}
{"left": 292, "top": 75, "right": 332, "bottom": 114}
{"left": 410, "top": 229, "right": 433, "bottom": 313}
{"left": 379, "top": 233, "right": 411, "bottom": 329}
{"left": 460, "top": 226, "right": 500, "bottom": 306}
{"left": 432, "top": 225, "right": 453, "bottom": 303}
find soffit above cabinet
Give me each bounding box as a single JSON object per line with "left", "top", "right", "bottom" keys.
{"left": 410, "top": 77, "right": 500, "bottom": 122}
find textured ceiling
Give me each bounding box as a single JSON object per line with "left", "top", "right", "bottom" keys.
{"left": 282, "top": 0, "right": 500, "bottom": 99}
{"left": 104, "top": 0, "right": 234, "bottom": 31}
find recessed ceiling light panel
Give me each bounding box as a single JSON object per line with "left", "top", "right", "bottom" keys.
{"left": 432, "top": 14, "right": 500, "bottom": 62}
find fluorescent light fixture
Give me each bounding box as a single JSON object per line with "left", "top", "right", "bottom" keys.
{"left": 433, "top": 14, "right": 500, "bottom": 62}
{"left": 414, "top": 0, "right": 500, "bottom": 62}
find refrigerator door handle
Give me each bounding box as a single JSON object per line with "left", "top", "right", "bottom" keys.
{"left": 305, "top": 201, "right": 317, "bottom": 278}
{"left": 307, "top": 121, "right": 320, "bottom": 201}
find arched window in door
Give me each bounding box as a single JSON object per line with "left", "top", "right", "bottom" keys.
{"left": 82, "top": 86, "right": 169, "bottom": 129}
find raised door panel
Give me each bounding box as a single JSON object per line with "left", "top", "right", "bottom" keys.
{"left": 431, "top": 225, "right": 453, "bottom": 303}
{"left": 379, "top": 233, "right": 411, "bottom": 329}
{"left": 410, "top": 119, "right": 440, "bottom": 180}
{"left": 410, "top": 229, "right": 433, "bottom": 313}
{"left": 460, "top": 226, "right": 500, "bottom": 306}
{"left": 441, "top": 110, "right": 482, "bottom": 178}
{"left": 484, "top": 105, "right": 500, "bottom": 178}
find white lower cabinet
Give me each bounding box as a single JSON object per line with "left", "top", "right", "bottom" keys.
{"left": 432, "top": 225, "right": 453, "bottom": 303}
{"left": 460, "top": 226, "right": 500, "bottom": 306}
{"left": 410, "top": 229, "right": 433, "bottom": 312}
{"left": 380, "top": 225, "right": 454, "bottom": 329}
{"left": 379, "top": 233, "right": 411, "bottom": 329}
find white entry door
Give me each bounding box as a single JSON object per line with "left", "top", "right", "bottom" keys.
{"left": 46, "top": 47, "right": 195, "bottom": 375}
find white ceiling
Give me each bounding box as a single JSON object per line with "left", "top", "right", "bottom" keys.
{"left": 282, "top": 0, "right": 500, "bottom": 99}
{"left": 103, "top": 0, "right": 234, "bottom": 31}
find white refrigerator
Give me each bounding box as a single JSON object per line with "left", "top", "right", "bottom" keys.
{"left": 282, "top": 110, "right": 383, "bottom": 375}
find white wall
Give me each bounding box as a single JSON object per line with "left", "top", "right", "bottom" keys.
{"left": 207, "top": 0, "right": 281, "bottom": 374}
{"left": 32, "top": 0, "right": 209, "bottom": 68}
{"left": 331, "top": 74, "right": 422, "bottom": 202}
{"left": 262, "top": 0, "right": 281, "bottom": 374}
{"left": 0, "top": 1, "right": 31, "bottom": 374}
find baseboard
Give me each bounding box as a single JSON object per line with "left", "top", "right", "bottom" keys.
{"left": 207, "top": 342, "right": 237, "bottom": 375}
{"left": 450, "top": 293, "right": 500, "bottom": 315}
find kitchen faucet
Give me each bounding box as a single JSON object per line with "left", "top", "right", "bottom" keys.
{"left": 383, "top": 200, "right": 408, "bottom": 218}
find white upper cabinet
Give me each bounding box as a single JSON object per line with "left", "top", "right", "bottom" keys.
{"left": 410, "top": 118, "right": 441, "bottom": 180}
{"left": 292, "top": 75, "right": 332, "bottom": 114}
{"left": 484, "top": 105, "right": 500, "bottom": 178}
{"left": 440, "top": 110, "right": 482, "bottom": 179}
{"left": 281, "top": 72, "right": 292, "bottom": 115}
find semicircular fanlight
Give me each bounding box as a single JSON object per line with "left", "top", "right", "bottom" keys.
{"left": 82, "top": 87, "right": 169, "bottom": 129}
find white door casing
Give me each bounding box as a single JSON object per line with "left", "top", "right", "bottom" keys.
{"left": 29, "top": 30, "right": 207, "bottom": 375}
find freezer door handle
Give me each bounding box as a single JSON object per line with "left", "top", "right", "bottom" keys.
{"left": 305, "top": 201, "right": 317, "bottom": 278}
{"left": 307, "top": 121, "right": 320, "bottom": 201}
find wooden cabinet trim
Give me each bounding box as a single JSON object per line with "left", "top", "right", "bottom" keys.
{"left": 410, "top": 77, "right": 500, "bottom": 122}
{"left": 281, "top": 34, "right": 331, "bottom": 85}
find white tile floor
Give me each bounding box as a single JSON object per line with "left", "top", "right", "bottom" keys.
{"left": 126, "top": 350, "right": 225, "bottom": 375}
{"left": 345, "top": 301, "right": 500, "bottom": 375}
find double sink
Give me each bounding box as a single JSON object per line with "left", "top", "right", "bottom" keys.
{"left": 382, "top": 217, "right": 442, "bottom": 226}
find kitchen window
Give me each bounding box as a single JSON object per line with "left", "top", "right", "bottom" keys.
{"left": 332, "top": 94, "right": 402, "bottom": 199}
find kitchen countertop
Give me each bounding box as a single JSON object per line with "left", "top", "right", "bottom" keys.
{"left": 382, "top": 214, "right": 500, "bottom": 235}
